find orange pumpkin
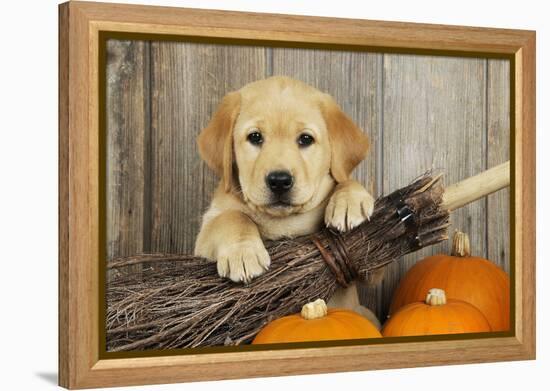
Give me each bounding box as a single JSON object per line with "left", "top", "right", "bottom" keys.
{"left": 382, "top": 288, "right": 491, "bottom": 336}
{"left": 389, "top": 231, "right": 510, "bottom": 331}
{"left": 252, "top": 299, "right": 382, "bottom": 344}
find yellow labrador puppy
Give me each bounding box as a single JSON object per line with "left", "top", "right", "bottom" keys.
{"left": 194, "top": 76, "right": 377, "bottom": 325}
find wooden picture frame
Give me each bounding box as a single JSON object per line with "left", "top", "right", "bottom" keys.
{"left": 59, "top": 1, "right": 536, "bottom": 388}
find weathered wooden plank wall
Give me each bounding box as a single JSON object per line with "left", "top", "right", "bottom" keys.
{"left": 373, "top": 55, "right": 488, "bottom": 319}
{"left": 487, "top": 60, "right": 511, "bottom": 273}
{"left": 105, "top": 39, "right": 510, "bottom": 320}
{"left": 105, "top": 40, "right": 149, "bottom": 268}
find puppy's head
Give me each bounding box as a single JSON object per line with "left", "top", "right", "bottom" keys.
{"left": 198, "top": 76, "right": 369, "bottom": 217}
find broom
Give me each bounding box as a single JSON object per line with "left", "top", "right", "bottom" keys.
{"left": 106, "top": 161, "right": 510, "bottom": 351}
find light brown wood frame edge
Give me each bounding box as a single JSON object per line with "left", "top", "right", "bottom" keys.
{"left": 58, "top": 1, "right": 536, "bottom": 389}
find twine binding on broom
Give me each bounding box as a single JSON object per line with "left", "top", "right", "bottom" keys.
{"left": 311, "top": 231, "right": 357, "bottom": 287}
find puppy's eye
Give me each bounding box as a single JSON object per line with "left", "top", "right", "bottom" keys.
{"left": 297, "top": 133, "right": 315, "bottom": 147}
{"left": 247, "top": 131, "right": 263, "bottom": 146}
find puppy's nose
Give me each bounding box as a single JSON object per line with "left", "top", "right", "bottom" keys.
{"left": 266, "top": 170, "right": 294, "bottom": 194}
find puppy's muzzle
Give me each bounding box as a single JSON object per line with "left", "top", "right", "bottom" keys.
{"left": 265, "top": 170, "right": 294, "bottom": 196}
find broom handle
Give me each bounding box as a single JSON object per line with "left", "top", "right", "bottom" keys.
{"left": 442, "top": 161, "right": 510, "bottom": 211}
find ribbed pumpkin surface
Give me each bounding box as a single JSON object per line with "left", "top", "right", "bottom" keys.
{"left": 389, "top": 255, "right": 510, "bottom": 331}
{"left": 383, "top": 298, "right": 491, "bottom": 337}
{"left": 252, "top": 308, "right": 382, "bottom": 344}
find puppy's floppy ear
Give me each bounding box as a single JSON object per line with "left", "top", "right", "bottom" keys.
{"left": 320, "top": 94, "right": 369, "bottom": 183}
{"left": 197, "top": 92, "right": 241, "bottom": 192}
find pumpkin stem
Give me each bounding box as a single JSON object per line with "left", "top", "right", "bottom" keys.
{"left": 425, "top": 288, "right": 447, "bottom": 306}
{"left": 301, "top": 298, "right": 328, "bottom": 320}
{"left": 451, "top": 230, "right": 471, "bottom": 257}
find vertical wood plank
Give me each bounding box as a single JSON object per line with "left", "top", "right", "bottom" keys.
{"left": 381, "top": 54, "right": 487, "bottom": 320}
{"left": 150, "top": 42, "right": 266, "bottom": 253}
{"left": 487, "top": 59, "right": 510, "bottom": 273}
{"left": 105, "top": 39, "right": 149, "bottom": 261}
{"left": 58, "top": 4, "right": 70, "bottom": 386}
{"left": 271, "top": 48, "right": 384, "bottom": 315}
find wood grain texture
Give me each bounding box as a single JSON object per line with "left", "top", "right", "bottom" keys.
{"left": 82, "top": 336, "right": 529, "bottom": 389}
{"left": 149, "top": 42, "right": 266, "bottom": 253}
{"left": 524, "top": 34, "right": 536, "bottom": 358}
{"left": 380, "top": 54, "right": 488, "bottom": 319}
{"left": 59, "top": 2, "right": 535, "bottom": 388}
{"left": 515, "top": 34, "right": 536, "bottom": 356}
{"left": 72, "top": 1, "right": 532, "bottom": 54}
{"left": 58, "top": 3, "right": 70, "bottom": 386}
{"left": 60, "top": 2, "right": 99, "bottom": 388}
{"left": 105, "top": 39, "right": 149, "bottom": 261}
{"left": 443, "top": 161, "right": 510, "bottom": 211}
{"left": 487, "top": 60, "right": 511, "bottom": 271}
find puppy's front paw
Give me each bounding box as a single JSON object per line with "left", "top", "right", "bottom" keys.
{"left": 216, "top": 239, "right": 271, "bottom": 283}
{"left": 325, "top": 185, "right": 374, "bottom": 232}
